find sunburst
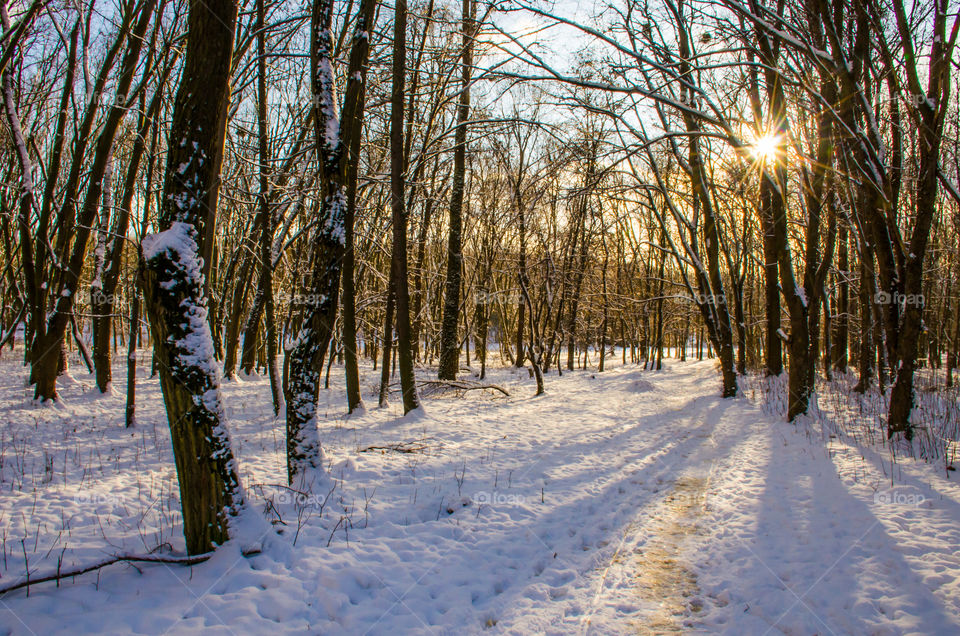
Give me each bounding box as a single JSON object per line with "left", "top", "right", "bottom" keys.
{"left": 751, "top": 133, "right": 781, "bottom": 162}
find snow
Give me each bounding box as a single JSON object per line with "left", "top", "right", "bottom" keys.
{"left": 0, "top": 354, "right": 958, "bottom": 634}
{"left": 315, "top": 44, "right": 340, "bottom": 158}
{"left": 140, "top": 222, "right": 219, "bottom": 379}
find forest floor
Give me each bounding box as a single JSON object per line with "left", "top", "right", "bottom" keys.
{"left": 0, "top": 352, "right": 958, "bottom": 634}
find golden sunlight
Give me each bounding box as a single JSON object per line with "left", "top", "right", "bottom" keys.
{"left": 751, "top": 133, "right": 781, "bottom": 162}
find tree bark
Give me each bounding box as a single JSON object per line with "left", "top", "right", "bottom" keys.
{"left": 832, "top": 221, "right": 849, "bottom": 373}
{"left": 389, "top": 0, "right": 420, "bottom": 413}
{"left": 256, "top": 0, "right": 281, "bottom": 415}
{"left": 139, "top": 0, "right": 243, "bottom": 555}
{"left": 285, "top": 0, "right": 377, "bottom": 480}
{"left": 438, "top": 0, "right": 474, "bottom": 381}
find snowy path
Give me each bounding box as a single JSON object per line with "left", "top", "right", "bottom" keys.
{"left": 0, "top": 358, "right": 958, "bottom": 634}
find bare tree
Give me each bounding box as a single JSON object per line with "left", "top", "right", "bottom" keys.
{"left": 139, "top": 0, "right": 243, "bottom": 555}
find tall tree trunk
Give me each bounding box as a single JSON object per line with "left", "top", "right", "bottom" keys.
{"left": 854, "top": 246, "right": 875, "bottom": 393}
{"left": 474, "top": 242, "right": 491, "bottom": 380}
{"left": 669, "top": 8, "right": 738, "bottom": 397}
{"left": 256, "top": 0, "right": 281, "bottom": 415}
{"left": 389, "top": 0, "right": 420, "bottom": 413}
{"left": 759, "top": 185, "right": 782, "bottom": 376}
{"left": 888, "top": 0, "right": 956, "bottom": 438}
{"left": 438, "top": 0, "right": 474, "bottom": 381}
{"left": 515, "top": 199, "right": 527, "bottom": 368}
{"left": 223, "top": 233, "right": 257, "bottom": 379}
{"left": 654, "top": 227, "right": 665, "bottom": 371}
{"left": 566, "top": 197, "right": 589, "bottom": 371}
{"left": 93, "top": 72, "right": 169, "bottom": 393}
{"left": 90, "top": 151, "right": 115, "bottom": 389}
{"left": 341, "top": 71, "right": 367, "bottom": 413}
{"left": 25, "top": 0, "right": 156, "bottom": 400}
{"left": 125, "top": 285, "right": 141, "bottom": 428}
{"left": 1, "top": 15, "right": 43, "bottom": 384}
{"left": 139, "top": 0, "right": 243, "bottom": 555}
{"left": 746, "top": 36, "right": 782, "bottom": 377}
{"left": 378, "top": 272, "right": 396, "bottom": 407}
{"left": 285, "top": 0, "right": 377, "bottom": 481}
{"left": 125, "top": 117, "right": 160, "bottom": 429}
{"left": 832, "top": 221, "right": 849, "bottom": 373}
{"left": 410, "top": 166, "right": 438, "bottom": 363}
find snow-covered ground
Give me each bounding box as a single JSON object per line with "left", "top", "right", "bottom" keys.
{"left": 0, "top": 352, "right": 958, "bottom": 635}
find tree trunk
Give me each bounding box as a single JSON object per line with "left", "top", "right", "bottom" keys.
{"left": 285, "top": 0, "right": 377, "bottom": 480}
{"left": 139, "top": 0, "right": 243, "bottom": 555}
{"left": 833, "top": 222, "right": 849, "bottom": 373}
{"left": 379, "top": 271, "right": 396, "bottom": 407}
{"left": 341, "top": 76, "right": 366, "bottom": 412}
{"left": 256, "top": 0, "right": 281, "bottom": 415}
{"left": 888, "top": 1, "right": 954, "bottom": 438}
{"left": 438, "top": 0, "right": 474, "bottom": 381}
{"left": 125, "top": 282, "right": 141, "bottom": 428}
{"left": 854, "top": 247, "right": 875, "bottom": 393}
{"left": 90, "top": 151, "right": 115, "bottom": 390}
{"left": 389, "top": 0, "right": 420, "bottom": 413}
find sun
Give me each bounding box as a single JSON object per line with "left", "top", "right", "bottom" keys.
{"left": 751, "top": 133, "right": 781, "bottom": 162}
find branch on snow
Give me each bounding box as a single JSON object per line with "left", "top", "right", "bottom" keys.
{"left": 0, "top": 550, "right": 264, "bottom": 596}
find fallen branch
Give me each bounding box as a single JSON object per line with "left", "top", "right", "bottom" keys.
{"left": 359, "top": 438, "right": 433, "bottom": 454}
{"left": 0, "top": 552, "right": 215, "bottom": 596}
{"left": 416, "top": 379, "right": 510, "bottom": 397}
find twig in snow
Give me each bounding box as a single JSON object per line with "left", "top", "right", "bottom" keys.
{"left": 0, "top": 551, "right": 232, "bottom": 596}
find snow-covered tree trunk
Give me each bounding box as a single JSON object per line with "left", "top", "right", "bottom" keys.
{"left": 139, "top": 0, "right": 243, "bottom": 555}
{"left": 284, "top": 0, "right": 376, "bottom": 482}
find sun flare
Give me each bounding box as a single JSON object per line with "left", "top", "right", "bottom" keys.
{"left": 751, "top": 133, "right": 781, "bottom": 161}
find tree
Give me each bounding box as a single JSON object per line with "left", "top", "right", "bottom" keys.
{"left": 438, "top": 0, "right": 475, "bottom": 381}
{"left": 886, "top": 0, "right": 960, "bottom": 437}
{"left": 139, "top": 0, "right": 243, "bottom": 555}
{"left": 255, "top": 0, "right": 282, "bottom": 415}
{"left": 389, "top": 0, "right": 421, "bottom": 413}
{"left": 19, "top": 0, "right": 157, "bottom": 400}
{"left": 284, "top": 0, "right": 377, "bottom": 482}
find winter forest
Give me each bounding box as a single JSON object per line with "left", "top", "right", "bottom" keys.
{"left": 0, "top": 0, "right": 959, "bottom": 632}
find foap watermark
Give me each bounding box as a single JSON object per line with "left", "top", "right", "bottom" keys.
{"left": 473, "top": 490, "right": 525, "bottom": 506}
{"left": 273, "top": 490, "right": 329, "bottom": 508}
{"left": 89, "top": 289, "right": 123, "bottom": 306}
{"left": 475, "top": 290, "right": 522, "bottom": 306}
{"left": 692, "top": 292, "right": 727, "bottom": 306}
{"left": 74, "top": 492, "right": 125, "bottom": 506}
{"left": 878, "top": 93, "right": 937, "bottom": 110}
{"left": 874, "top": 487, "right": 926, "bottom": 507}
{"left": 875, "top": 291, "right": 925, "bottom": 307}
{"left": 276, "top": 291, "right": 329, "bottom": 308}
